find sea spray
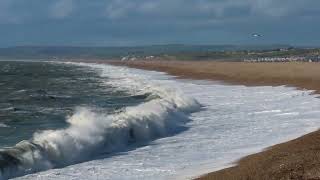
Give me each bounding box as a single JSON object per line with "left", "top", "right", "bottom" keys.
{"left": 0, "top": 62, "right": 201, "bottom": 179}
{"left": 0, "top": 123, "right": 9, "bottom": 128}
{"left": 12, "top": 64, "right": 320, "bottom": 180}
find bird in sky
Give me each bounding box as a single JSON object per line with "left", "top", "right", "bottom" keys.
{"left": 252, "top": 33, "right": 262, "bottom": 38}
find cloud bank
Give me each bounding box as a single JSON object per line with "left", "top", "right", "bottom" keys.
{"left": 0, "top": 0, "right": 319, "bottom": 46}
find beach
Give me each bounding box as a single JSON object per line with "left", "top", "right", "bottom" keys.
{"left": 6, "top": 60, "right": 320, "bottom": 179}
{"left": 108, "top": 61, "right": 320, "bottom": 94}
{"left": 107, "top": 60, "right": 320, "bottom": 180}
{"left": 1, "top": 0, "right": 319, "bottom": 179}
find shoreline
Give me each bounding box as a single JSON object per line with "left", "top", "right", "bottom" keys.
{"left": 102, "top": 60, "right": 320, "bottom": 180}
{"left": 106, "top": 60, "right": 320, "bottom": 94}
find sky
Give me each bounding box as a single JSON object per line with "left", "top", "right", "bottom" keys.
{"left": 0, "top": 0, "right": 319, "bottom": 47}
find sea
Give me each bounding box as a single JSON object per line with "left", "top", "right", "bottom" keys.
{"left": 0, "top": 61, "right": 319, "bottom": 179}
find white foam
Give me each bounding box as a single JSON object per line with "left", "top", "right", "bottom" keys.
{"left": 15, "top": 62, "right": 320, "bottom": 180}
{"left": 1, "top": 62, "right": 200, "bottom": 179}
{"left": 0, "top": 123, "right": 9, "bottom": 128}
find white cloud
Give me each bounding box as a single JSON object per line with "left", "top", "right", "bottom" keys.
{"left": 249, "top": 0, "right": 290, "bottom": 17}
{"left": 195, "top": 0, "right": 291, "bottom": 18}
{"left": 50, "top": 0, "right": 74, "bottom": 19}
{"left": 105, "top": 0, "right": 135, "bottom": 19}
{"left": 104, "top": 0, "right": 184, "bottom": 19}
{"left": 0, "top": 0, "right": 319, "bottom": 24}
{"left": 139, "top": 2, "right": 158, "bottom": 13}
{"left": 102, "top": 0, "right": 314, "bottom": 21}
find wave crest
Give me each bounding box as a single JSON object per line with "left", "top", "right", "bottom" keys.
{"left": 0, "top": 63, "right": 200, "bottom": 179}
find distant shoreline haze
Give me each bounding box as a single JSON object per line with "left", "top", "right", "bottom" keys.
{"left": 0, "top": 44, "right": 300, "bottom": 60}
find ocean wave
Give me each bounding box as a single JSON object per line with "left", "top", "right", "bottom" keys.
{"left": 0, "top": 123, "right": 9, "bottom": 128}
{"left": 0, "top": 62, "right": 200, "bottom": 179}
{"left": 0, "top": 107, "right": 15, "bottom": 112}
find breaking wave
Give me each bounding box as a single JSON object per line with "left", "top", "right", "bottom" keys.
{"left": 0, "top": 123, "right": 9, "bottom": 128}
{"left": 0, "top": 62, "right": 200, "bottom": 179}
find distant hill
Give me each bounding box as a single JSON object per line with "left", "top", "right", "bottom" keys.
{"left": 0, "top": 44, "right": 293, "bottom": 60}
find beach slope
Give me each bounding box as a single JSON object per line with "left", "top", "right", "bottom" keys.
{"left": 108, "top": 60, "right": 320, "bottom": 180}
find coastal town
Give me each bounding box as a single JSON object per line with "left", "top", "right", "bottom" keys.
{"left": 243, "top": 56, "right": 320, "bottom": 62}
{"left": 119, "top": 54, "right": 320, "bottom": 63}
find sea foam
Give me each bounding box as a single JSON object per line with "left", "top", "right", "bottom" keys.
{"left": 0, "top": 123, "right": 9, "bottom": 128}
{"left": 0, "top": 62, "right": 200, "bottom": 179}
{"left": 14, "top": 63, "right": 320, "bottom": 180}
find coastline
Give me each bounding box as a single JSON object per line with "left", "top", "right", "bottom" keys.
{"left": 103, "top": 60, "right": 320, "bottom": 180}
{"left": 107, "top": 60, "right": 320, "bottom": 94}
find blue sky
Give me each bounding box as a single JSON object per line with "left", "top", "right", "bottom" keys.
{"left": 0, "top": 0, "right": 319, "bottom": 47}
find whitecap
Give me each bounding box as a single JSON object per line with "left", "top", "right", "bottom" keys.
{"left": 0, "top": 62, "right": 200, "bottom": 179}
{"left": 0, "top": 123, "right": 9, "bottom": 128}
